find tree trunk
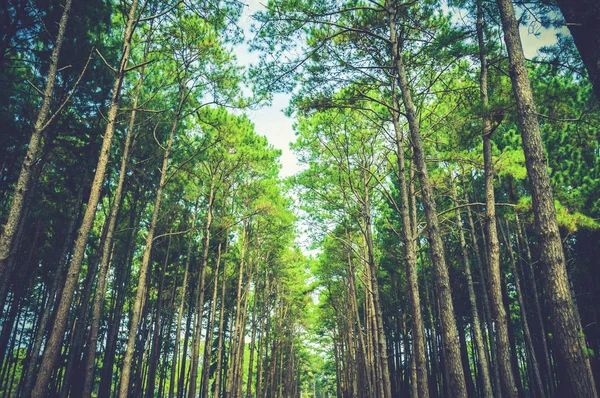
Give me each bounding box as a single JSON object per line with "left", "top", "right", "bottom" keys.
{"left": 179, "top": 285, "right": 195, "bottom": 398}
{"left": 390, "top": 92, "right": 430, "bottom": 398}
{"left": 500, "top": 218, "right": 544, "bottom": 397}
{"left": 98, "top": 195, "right": 141, "bottom": 398}
{"left": 463, "top": 187, "right": 502, "bottom": 398}
{"left": 556, "top": 0, "right": 600, "bottom": 99}
{"left": 213, "top": 251, "right": 229, "bottom": 398}
{"left": 450, "top": 177, "right": 494, "bottom": 397}
{"left": 245, "top": 262, "right": 260, "bottom": 398}
{"left": 21, "top": 181, "right": 84, "bottom": 397}
{"left": 202, "top": 242, "right": 223, "bottom": 398}
{"left": 225, "top": 223, "right": 248, "bottom": 397}
{"left": 145, "top": 232, "right": 172, "bottom": 397}
{"left": 476, "top": 3, "right": 520, "bottom": 397}
{"left": 188, "top": 180, "right": 216, "bottom": 398}
{"left": 0, "top": 0, "right": 72, "bottom": 276}
{"left": 170, "top": 201, "right": 198, "bottom": 398}
{"left": 118, "top": 71, "right": 183, "bottom": 398}
{"left": 515, "top": 212, "right": 555, "bottom": 395}
{"left": 457, "top": 317, "right": 475, "bottom": 397}
{"left": 31, "top": 1, "right": 139, "bottom": 394}
{"left": 356, "top": 141, "right": 392, "bottom": 398}
{"left": 81, "top": 46, "right": 148, "bottom": 397}
{"left": 388, "top": 4, "right": 467, "bottom": 395}
{"left": 496, "top": 0, "right": 598, "bottom": 395}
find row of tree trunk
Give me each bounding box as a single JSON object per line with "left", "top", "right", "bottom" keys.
{"left": 325, "top": 0, "right": 597, "bottom": 397}
{"left": 0, "top": 1, "right": 308, "bottom": 397}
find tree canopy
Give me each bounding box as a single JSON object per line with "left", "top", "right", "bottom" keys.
{"left": 0, "top": 0, "right": 599, "bottom": 397}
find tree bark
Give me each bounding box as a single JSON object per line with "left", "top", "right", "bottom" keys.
{"left": 464, "top": 187, "right": 503, "bottom": 398}
{"left": 201, "top": 242, "right": 223, "bottom": 398}
{"left": 476, "top": 3, "right": 519, "bottom": 397}
{"left": 515, "top": 212, "right": 555, "bottom": 395}
{"left": 144, "top": 232, "right": 172, "bottom": 397}
{"left": 500, "top": 218, "right": 544, "bottom": 397}
{"left": 0, "top": 0, "right": 72, "bottom": 276}
{"left": 20, "top": 179, "right": 84, "bottom": 397}
{"left": 225, "top": 222, "right": 248, "bottom": 397}
{"left": 388, "top": 4, "right": 467, "bottom": 396}
{"left": 118, "top": 71, "right": 183, "bottom": 398}
{"left": 98, "top": 194, "right": 141, "bottom": 398}
{"left": 31, "top": 1, "right": 139, "bottom": 394}
{"left": 391, "top": 92, "right": 430, "bottom": 398}
{"left": 212, "top": 249, "right": 229, "bottom": 398}
{"left": 496, "top": 0, "right": 598, "bottom": 396}
{"left": 170, "top": 201, "right": 198, "bottom": 398}
{"left": 179, "top": 283, "right": 195, "bottom": 398}
{"left": 188, "top": 179, "right": 216, "bottom": 398}
{"left": 81, "top": 45, "right": 148, "bottom": 397}
{"left": 450, "top": 177, "right": 494, "bottom": 397}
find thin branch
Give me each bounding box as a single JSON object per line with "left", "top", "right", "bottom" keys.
{"left": 26, "top": 80, "right": 45, "bottom": 97}
{"left": 42, "top": 47, "right": 96, "bottom": 130}
{"left": 125, "top": 58, "right": 155, "bottom": 72}
{"left": 437, "top": 202, "right": 516, "bottom": 218}
{"left": 95, "top": 48, "right": 117, "bottom": 74}
{"left": 153, "top": 121, "right": 166, "bottom": 151}
{"left": 153, "top": 227, "right": 194, "bottom": 241}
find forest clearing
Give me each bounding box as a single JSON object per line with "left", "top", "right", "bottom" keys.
{"left": 0, "top": 0, "right": 599, "bottom": 397}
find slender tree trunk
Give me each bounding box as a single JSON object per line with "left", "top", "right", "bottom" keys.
{"left": 31, "top": 1, "right": 139, "bottom": 394}
{"left": 500, "top": 218, "right": 544, "bottom": 397}
{"left": 0, "top": 0, "right": 72, "bottom": 275}
{"left": 188, "top": 180, "right": 215, "bottom": 398}
{"left": 21, "top": 181, "right": 84, "bottom": 397}
{"left": 0, "top": 289, "right": 21, "bottom": 378}
{"left": 348, "top": 250, "right": 369, "bottom": 398}
{"left": 60, "top": 239, "right": 105, "bottom": 398}
{"left": 457, "top": 317, "right": 475, "bottom": 397}
{"left": 425, "top": 262, "right": 441, "bottom": 398}
{"left": 464, "top": 188, "right": 502, "bottom": 398}
{"left": 98, "top": 195, "right": 141, "bottom": 398}
{"left": 81, "top": 47, "right": 148, "bottom": 398}
{"left": 515, "top": 212, "right": 555, "bottom": 395}
{"left": 170, "top": 201, "right": 198, "bottom": 398}
{"left": 450, "top": 177, "right": 494, "bottom": 397}
{"left": 118, "top": 72, "right": 183, "bottom": 398}
{"left": 245, "top": 263, "right": 260, "bottom": 398}
{"left": 497, "top": 0, "right": 598, "bottom": 395}
{"left": 145, "top": 233, "right": 172, "bottom": 397}
{"left": 334, "top": 331, "right": 343, "bottom": 398}
{"left": 179, "top": 285, "right": 195, "bottom": 398}
{"left": 388, "top": 4, "right": 467, "bottom": 396}
{"left": 202, "top": 242, "right": 223, "bottom": 398}
{"left": 359, "top": 152, "right": 392, "bottom": 398}
{"left": 501, "top": 272, "right": 524, "bottom": 396}
{"left": 2, "top": 300, "right": 25, "bottom": 396}
{"left": 255, "top": 276, "right": 269, "bottom": 398}
{"left": 158, "top": 280, "right": 179, "bottom": 398}
{"left": 343, "top": 231, "right": 370, "bottom": 397}
{"left": 225, "top": 223, "right": 248, "bottom": 397}
{"left": 363, "top": 258, "right": 377, "bottom": 397}
{"left": 476, "top": 3, "right": 519, "bottom": 397}
{"left": 213, "top": 253, "right": 229, "bottom": 398}
{"left": 0, "top": 160, "right": 44, "bottom": 314}
{"left": 390, "top": 93, "right": 430, "bottom": 398}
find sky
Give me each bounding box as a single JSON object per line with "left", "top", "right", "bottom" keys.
{"left": 232, "top": 1, "right": 569, "bottom": 180}
{"left": 233, "top": 1, "right": 298, "bottom": 178}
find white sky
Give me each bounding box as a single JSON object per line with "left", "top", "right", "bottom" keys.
{"left": 233, "top": 1, "right": 568, "bottom": 180}
{"left": 234, "top": 1, "right": 299, "bottom": 178}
